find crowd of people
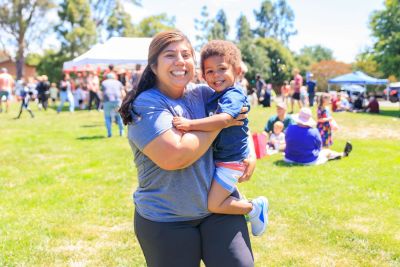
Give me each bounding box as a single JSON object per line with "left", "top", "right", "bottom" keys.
{"left": 331, "top": 91, "right": 380, "bottom": 113}
{"left": 0, "top": 64, "right": 143, "bottom": 137}
{"left": 261, "top": 98, "right": 353, "bottom": 165}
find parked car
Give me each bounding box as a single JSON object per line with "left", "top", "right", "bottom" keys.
{"left": 383, "top": 82, "right": 400, "bottom": 102}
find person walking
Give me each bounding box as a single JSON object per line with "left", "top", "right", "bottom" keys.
{"left": 101, "top": 73, "right": 124, "bottom": 137}
{"left": 306, "top": 74, "right": 317, "bottom": 107}
{"left": 0, "top": 68, "right": 14, "bottom": 113}
{"left": 15, "top": 81, "right": 35, "bottom": 119}
{"left": 87, "top": 71, "right": 101, "bottom": 111}
{"left": 57, "top": 74, "right": 75, "bottom": 113}
{"left": 36, "top": 75, "right": 50, "bottom": 110}
{"left": 119, "top": 30, "right": 256, "bottom": 267}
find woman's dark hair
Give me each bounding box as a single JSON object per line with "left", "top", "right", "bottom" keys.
{"left": 119, "top": 30, "right": 194, "bottom": 125}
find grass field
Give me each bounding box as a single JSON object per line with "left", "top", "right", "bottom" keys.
{"left": 1, "top": 102, "right": 399, "bottom": 266}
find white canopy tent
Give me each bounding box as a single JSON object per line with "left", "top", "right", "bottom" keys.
{"left": 63, "top": 37, "right": 152, "bottom": 72}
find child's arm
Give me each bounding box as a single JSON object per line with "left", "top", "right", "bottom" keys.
{"left": 173, "top": 112, "right": 240, "bottom": 132}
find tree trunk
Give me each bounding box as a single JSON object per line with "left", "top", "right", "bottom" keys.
{"left": 16, "top": 34, "right": 25, "bottom": 80}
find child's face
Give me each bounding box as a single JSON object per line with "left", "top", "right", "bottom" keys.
{"left": 202, "top": 55, "right": 239, "bottom": 92}
{"left": 273, "top": 125, "right": 283, "bottom": 134}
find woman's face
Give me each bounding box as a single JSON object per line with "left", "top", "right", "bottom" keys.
{"left": 152, "top": 41, "right": 194, "bottom": 99}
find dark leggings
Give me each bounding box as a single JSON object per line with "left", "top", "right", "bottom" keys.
{"left": 134, "top": 210, "right": 254, "bottom": 267}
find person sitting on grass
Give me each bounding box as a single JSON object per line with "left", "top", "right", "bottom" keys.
{"left": 262, "top": 101, "right": 294, "bottom": 139}
{"left": 266, "top": 121, "right": 286, "bottom": 155}
{"left": 284, "top": 107, "right": 352, "bottom": 165}
{"left": 173, "top": 40, "right": 269, "bottom": 236}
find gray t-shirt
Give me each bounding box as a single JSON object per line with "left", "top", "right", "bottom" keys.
{"left": 101, "top": 79, "right": 123, "bottom": 102}
{"left": 128, "top": 84, "right": 215, "bottom": 222}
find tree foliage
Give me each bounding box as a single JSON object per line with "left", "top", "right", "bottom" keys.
{"left": 295, "top": 45, "right": 334, "bottom": 75}
{"left": 310, "top": 60, "right": 352, "bottom": 91}
{"left": 209, "top": 9, "right": 229, "bottom": 40}
{"left": 36, "top": 49, "right": 69, "bottom": 83}
{"left": 56, "top": 0, "right": 97, "bottom": 59}
{"left": 255, "top": 37, "right": 295, "bottom": 85}
{"left": 236, "top": 14, "right": 253, "bottom": 41}
{"left": 195, "top": 6, "right": 212, "bottom": 49}
{"left": 254, "top": 0, "right": 296, "bottom": 44}
{"left": 353, "top": 49, "right": 382, "bottom": 78}
{"left": 135, "top": 13, "right": 175, "bottom": 37}
{"left": 369, "top": 0, "right": 400, "bottom": 79}
{"left": 238, "top": 40, "right": 270, "bottom": 85}
{"left": 0, "top": 0, "right": 55, "bottom": 79}
{"left": 106, "top": 0, "right": 136, "bottom": 38}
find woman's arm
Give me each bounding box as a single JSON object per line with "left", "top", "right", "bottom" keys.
{"left": 143, "top": 127, "right": 219, "bottom": 171}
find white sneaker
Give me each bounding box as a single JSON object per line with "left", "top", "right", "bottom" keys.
{"left": 248, "top": 196, "right": 269, "bottom": 236}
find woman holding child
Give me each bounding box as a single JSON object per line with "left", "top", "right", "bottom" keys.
{"left": 119, "top": 30, "right": 264, "bottom": 266}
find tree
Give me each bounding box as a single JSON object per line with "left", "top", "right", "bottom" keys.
{"left": 369, "top": 0, "right": 400, "bottom": 79}
{"left": 194, "top": 6, "right": 212, "bottom": 49}
{"left": 106, "top": 0, "right": 136, "bottom": 38}
{"left": 56, "top": 0, "right": 97, "bottom": 59}
{"left": 255, "top": 37, "right": 295, "bottom": 85}
{"left": 353, "top": 49, "right": 382, "bottom": 78}
{"left": 0, "top": 0, "right": 55, "bottom": 79}
{"left": 310, "top": 60, "right": 352, "bottom": 91}
{"left": 209, "top": 9, "right": 229, "bottom": 40}
{"left": 90, "top": 0, "right": 141, "bottom": 40}
{"left": 135, "top": 13, "right": 175, "bottom": 37}
{"left": 295, "top": 45, "right": 334, "bottom": 75}
{"left": 36, "top": 49, "right": 69, "bottom": 83}
{"left": 236, "top": 14, "right": 253, "bottom": 41}
{"left": 238, "top": 40, "right": 271, "bottom": 84}
{"left": 254, "top": 0, "right": 297, "bottom": 45}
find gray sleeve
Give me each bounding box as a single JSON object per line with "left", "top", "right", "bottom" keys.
{"left": 128, "top": 93, "right": 173, "bottom": 151}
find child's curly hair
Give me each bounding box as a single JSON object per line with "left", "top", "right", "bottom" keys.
{"left": 200, "top": 40, "right": 242, "bottom": 74}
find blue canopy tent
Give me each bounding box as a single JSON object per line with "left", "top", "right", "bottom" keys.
{"left": 328, "top": 71, "right": 388, "bottom": 90}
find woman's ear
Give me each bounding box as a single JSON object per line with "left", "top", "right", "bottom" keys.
{"left": 150, "top": 64, "right": 157, "bottom": 75}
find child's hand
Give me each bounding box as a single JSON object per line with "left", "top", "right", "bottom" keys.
{"left": 172, "top": 117, "right": 191, "bottom": 131}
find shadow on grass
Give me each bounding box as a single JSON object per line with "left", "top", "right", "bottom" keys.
{"left": 81, "top": 124, "right": 102, "bottom": 128}
{"left": 273, "top": 159, "right": 308, "bottom": 167}
{"left": 48, "top": 105, "right": 89, "bottom": 113}
{"left": 76, "top": 135, "right": 106, "bottom": 140}
{"left": 353, "top": 108, "right": 400, "bottom": 118}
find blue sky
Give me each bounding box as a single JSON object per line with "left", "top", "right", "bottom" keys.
{"left": 127, "top": 0, "right": 385, "bottom": 63}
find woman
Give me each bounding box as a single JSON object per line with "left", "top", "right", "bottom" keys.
{"left": 57, "top": 74, "right": 75, "bottom": 113}
{"left": 119, "top": 30, "right": 256, "bottom": 267}
{"left": 284, "top": 107, "right": 352, "bottom": 165}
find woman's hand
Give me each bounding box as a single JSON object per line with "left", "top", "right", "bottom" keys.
{"left": 238, "top": 153, "right": 256, "bottom": 183}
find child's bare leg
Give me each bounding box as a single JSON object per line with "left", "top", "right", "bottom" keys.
{"left": 207, "top": 179, "right": 252, "bottom": 215}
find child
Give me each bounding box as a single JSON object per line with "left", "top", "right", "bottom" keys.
{"left": 266, "top": 121, "right": 285, "bottom": 155}
{"left": 317, "top": 93, "right": 333, "bottom": 147}
{"left": 49, "top": 82, "right": 58, "bottom": 105}
{"left": 172, "top": 40, "right": 269, "bottom": 236}
{"left": 15, "top": 82, "right": 34, "bottom": 119}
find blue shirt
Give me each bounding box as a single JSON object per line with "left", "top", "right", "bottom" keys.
{"left": 307, "top": 80, "right": 317, "bottom": 94}
{"left": 284, "top": 124, "right": 322, "bottom": 164}
{"left": 206, "top": 86, "right": 249, "bottom": 162}
{"left": 128, "top": 84, "right": 215, "bottom": 222}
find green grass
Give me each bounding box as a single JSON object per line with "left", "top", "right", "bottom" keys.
{"left": 1, "top": 102, "right": 399, "bottom": 266}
